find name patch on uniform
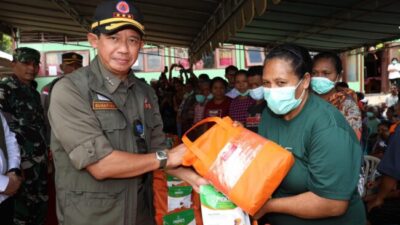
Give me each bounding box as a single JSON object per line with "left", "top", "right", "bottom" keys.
{"left": 92, "top": 101, "right": 117, "bottom": 110}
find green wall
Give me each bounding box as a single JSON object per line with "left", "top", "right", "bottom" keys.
{"left": 19, "top": 42, "right": 96, "bottom": 58}
{"left": 348, "top": 82, "right": 361, "bottom": 92}
{"left": 18, "top": 42, "right": 366, "bottom": 93}
{"left": 18, "top": 42, "right": 248, "bottom": 91}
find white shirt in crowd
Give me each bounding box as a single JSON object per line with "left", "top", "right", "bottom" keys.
{"left": 385, "top": 94, "right": 399, "bottom": 108}
{"left": 0, "top": 112, "right": 20, "bottom": 204}
{"left": 388, "top": 62, "right": 400, "bottom": 80}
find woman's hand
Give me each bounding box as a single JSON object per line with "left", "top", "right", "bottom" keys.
{"left": 166, "top": 167, "right": 208, "bottom": 193}
{"left": 253, "top": 199, "right": 272, "bottom": 220}
{"left": 184, "top": 169, "right": 209, "bottom": 193}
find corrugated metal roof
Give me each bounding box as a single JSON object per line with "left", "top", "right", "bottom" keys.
{"left": 0, "top": 0, "right": 399, "bottom": 60}
{"left": 230, "top": 0, "right": 400, "bottom": 52}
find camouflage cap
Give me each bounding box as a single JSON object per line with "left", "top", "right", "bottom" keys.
{"left": 13, "top": 47, "right": 41, "bottom": 64}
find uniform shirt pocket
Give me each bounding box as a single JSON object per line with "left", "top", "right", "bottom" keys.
{"left": 95, "top": 110, "right": 127, "bottom": 131}
{"left": 64, "top": 190, "right": 125, "bottom": 225}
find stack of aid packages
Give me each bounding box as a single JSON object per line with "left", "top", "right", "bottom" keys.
{"left": 153, "top": 171, "right": 203, "bottom": 225}
{"left": 181, "top": 117, "right": 295, "bottom": 225}
{"left": 153, "top": 134, "right": 203, "bottom": 225}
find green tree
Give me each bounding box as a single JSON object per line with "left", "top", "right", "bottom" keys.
{"left": 0, "top": 34, "right": 13, "bottom": 54}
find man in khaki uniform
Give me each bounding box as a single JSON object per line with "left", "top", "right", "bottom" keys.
{"left": 48, "top": 1, "right": 205, "bottom": 225}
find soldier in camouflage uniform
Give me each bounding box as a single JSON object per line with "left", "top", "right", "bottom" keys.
{"left": 0, "top": 47, "right": 48, "bottom": 225}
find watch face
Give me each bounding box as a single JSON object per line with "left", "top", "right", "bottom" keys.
{"left": 157, "top": 150, "right": 168, "bottom": 159}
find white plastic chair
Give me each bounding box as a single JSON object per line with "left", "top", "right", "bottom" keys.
{"left": 362, "top": 155, "right": 381, "bottom": 197}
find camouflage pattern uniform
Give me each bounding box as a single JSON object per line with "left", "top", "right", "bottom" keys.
{"left": 0, "top": 48, "right": 48, "bottom": 225}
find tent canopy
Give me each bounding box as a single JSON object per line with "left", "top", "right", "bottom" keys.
{"left": 0, "top": 0, "right": 399, "bottom": 60}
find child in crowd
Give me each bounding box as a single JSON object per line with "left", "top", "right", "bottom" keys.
{"left": 193, "top": 79, "right": 212, "bottom": 124}
{"left": 245, "top": 66, "right": 266, "bottom": 133}
{"left": 204, "top": 77, "right": 231, "bottom": 119}
{"left": 228, "top": 70, "right": 255, "bottom": 125}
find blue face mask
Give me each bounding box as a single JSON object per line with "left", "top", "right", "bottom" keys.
{"left": 249, "top": 86, "right": 264, "bottom": 100}
{"left": 207, "top": 94, "right": 214, "bottom": 100}
{"left": 263, "top": 80, "right": 305, "bottom": 115}
{"left": 226, "top": 88, "right": 240, "bottom": 99}
{"left": 195, "top": 94, "right": 206, "bottom": 103}
{"left": 238, "top": 90, "right": 249, "bottom": 97}
{"left": 311, "top": 77, "right": 335, "bottom": 94}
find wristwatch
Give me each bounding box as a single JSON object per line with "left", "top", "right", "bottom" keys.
{"left": 155, "top": 150, "right": 168, "bottom": 169}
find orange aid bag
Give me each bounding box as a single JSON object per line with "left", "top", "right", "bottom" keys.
{"left": 182, "top": 116, "right": 295, "bottom": 216}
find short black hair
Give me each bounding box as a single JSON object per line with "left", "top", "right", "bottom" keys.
{"left": 313, "top": 52, "right": 343, "bottom": 75}
{"left": 210, "top": 76, "right": 228, "bottom": 89}
{"left": 264, "top": 44, "right": 312, "bottom": 79}
{"left": 225, "top": 65, "right": 238, "bottom": 75}
{"left": 198, "top": 73, "right": 210, "bottom": 82}
{"left": 335, "top": 81, "right": 349, "bottom": 89}
{"left": 248, "top": 66, "right": 263, "bottom": 77}
{"left": 392, "top": 57, "right": 398, "bottom": 62}
{"left": 234, "top": 69, "right": 248, "bottom": 80}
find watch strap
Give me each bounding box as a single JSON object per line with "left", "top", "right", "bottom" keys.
{"left": 156, "top": 150, "right": 168, "bottom": 169}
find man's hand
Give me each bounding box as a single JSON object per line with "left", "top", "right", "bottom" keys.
{"left": 166, "top": 143, "right": 187, "bottom": 169}
{"left": 3, "top": 173, "right": 22, "bottom": 196}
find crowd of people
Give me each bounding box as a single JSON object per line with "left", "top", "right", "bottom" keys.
{"left": 153, "top": 64, "right": 264, "bottom": 138}
{"left": 0, "top": 1, "right": 399, "bottom": 225}
{"left": 154, "top": 52, "right": 399, "bottom": 157}
{"left": 152, "top": 48, "right": 400, "bottom": 225}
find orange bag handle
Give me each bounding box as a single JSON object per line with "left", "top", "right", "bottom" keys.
{"left": 183, "top": 116, "right": 233, "bottom": 137}
{"left": 182, "top": 117, "right": 234, "bottom": 164}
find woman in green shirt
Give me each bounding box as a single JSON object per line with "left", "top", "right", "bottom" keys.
{"left": 255, "top": 44, "right": 366, "bottom": 225}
